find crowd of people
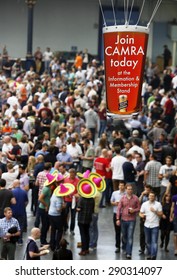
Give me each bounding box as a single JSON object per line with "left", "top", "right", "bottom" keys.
{"left": 0, "top": 45, "right": 177, "bottom": 260}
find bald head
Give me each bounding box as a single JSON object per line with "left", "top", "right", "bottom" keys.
{"left": 3, "top": 136, "right": 11, "bottom": 144}
{"left": 30, "top": 227, "right": 41, "bottom": 240}
{"left": 13, "top": 179, "right": 20, "bottom": 188}
{"left": 101, "top": 148, "right": 108, "bottom": 157}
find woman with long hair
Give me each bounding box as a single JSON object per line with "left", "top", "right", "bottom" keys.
{"left": 98, "top": 100, "right": 107, "bottom": 138}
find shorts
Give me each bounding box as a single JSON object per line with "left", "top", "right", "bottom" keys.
{"left": 173, "top": 216, "right": 177, "bottom": 235}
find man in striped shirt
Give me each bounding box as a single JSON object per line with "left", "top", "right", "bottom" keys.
{"left": 116, "top": 184, "right": 140, "bottom": 259}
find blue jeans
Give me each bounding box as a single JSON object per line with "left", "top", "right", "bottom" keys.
{"left": 98, "top": 120, "right": 107, "bottom": 138}
{"left": 89, "top": 213, "right": 99, "bottom": 248}
{"left": 144, "top": 226, "right": 159, "bottom": 258}
{"left": 121, "top": 220, "right": 136, "bottom": 255}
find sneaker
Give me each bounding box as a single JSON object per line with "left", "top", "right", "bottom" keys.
{"left": 70, "top": 231, "right": 75, "bottom": 236}
{"left": 115, "top": 248, "right": 120, "bottom": 253}
{"left": 126, "top": 254, "right": 131, "bottom": 259}
{"left": 174, "top": 250, "right": 177, "bottom": 256}
{"left": 146, "top": 255, "right": 151, "bottom": 260}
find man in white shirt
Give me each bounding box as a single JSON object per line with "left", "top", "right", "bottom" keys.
{"left": 139, "top": 191, "right": 163, "bottom": 260}
{"left": 1, "top": 163, "right": 19, "bottom": 189}
{"left": 158, "top": 156, "right": 176, "bottom": 200}
{"left": 111, "top": 146, "right": 127, "bottom": 191}
{"left": 67, "top": 138, "right": 83, "bottom": 171}
{"left": 43, "top": 47, "right": 53, "bottom": 73}
{"left": 128, "top": 138, "right": 146, "bottom": 161}
{"left": 0, "top": 136, "right": 13, "bottom": 174}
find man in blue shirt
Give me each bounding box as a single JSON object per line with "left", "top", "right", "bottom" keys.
{"left": 11, "top": 179, "right": 28, "bottom": 245}
{"left": 56, "top": 144, "right": 73, "bottom": 170}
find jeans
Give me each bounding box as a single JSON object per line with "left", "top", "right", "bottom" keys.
{"left": 89, "top": 213, "right": 99, "bottom": 248}
{"left": 144, "top": 226, "right": 159, "bottom": 258}
{"left": 121, "top": 220, "right": 136, "bottom": 255}
{"left": 98, "top": 120, "right": 107, "bottom": 138}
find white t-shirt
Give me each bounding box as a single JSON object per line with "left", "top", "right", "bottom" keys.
{"left": 128, "top": 145, "right": 146, "bottom": 161}
{"left": 159, "top": 164, "right": 176, "bottom": 187}
{"left": 1, "top": 165, "right": 19, "bottom": 189}
{"left": 110, "top": 190, "right": 126, "bottom": 213}
{"left": 140, "top": 200, "right": 162, "bottom": 228}
{"left": 111, "top": 155, "right": 127, "bottom": 180}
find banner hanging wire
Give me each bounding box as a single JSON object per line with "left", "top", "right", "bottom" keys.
{"left": 147, "top": 0, "right": 163, "bottom": 28}
{"left": 136, "top": 0, "right": 146, "bottom": 26}
{"left": 98, "top": 0, "right": 107, "bottom": 26}
{"left": 124, "top": 0, "right": 129, "bottom": 25}
{"left": 127, "top": 0, "right": 135, "bottom": 25}
{"left": 111, "top": 0, "right": 117, "bottom": 25}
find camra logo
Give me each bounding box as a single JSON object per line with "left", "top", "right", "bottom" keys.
{"left": 119, "top": 95, "right": 128, "bottom": 112}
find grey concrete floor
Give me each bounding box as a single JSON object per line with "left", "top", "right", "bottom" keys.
{"left": 15, "top": 190, "right": 176, "bottom": 260}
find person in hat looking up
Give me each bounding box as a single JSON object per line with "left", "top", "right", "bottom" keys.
{"left": 48, "top": 182, "right": 75, "bottom": 251}
{"left": 76, "top": 179, "right": 96, "bottom": 256}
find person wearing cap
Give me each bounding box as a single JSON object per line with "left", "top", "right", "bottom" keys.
{"left": 63, "top": 168, "right": 80, "bottom": 235}
{"left": 52, "top": 238, "right": 73, "bottom": 260}
{"left": 48, "top": 183, "right": 74, "bottom": 251}
{"left": 77, "top": 180, "right": 95, "bottom": 256}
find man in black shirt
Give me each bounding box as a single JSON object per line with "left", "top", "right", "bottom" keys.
{"left": 0, "top": 179, "right": 16, "bottom": 218}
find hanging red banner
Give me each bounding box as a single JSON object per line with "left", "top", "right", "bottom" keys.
{"left": 103, "top": 25, "right": 149, "bottom": 117}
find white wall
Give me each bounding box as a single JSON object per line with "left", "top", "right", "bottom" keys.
{"left": 0, "top": 0, "right": 177, "bottom": 60}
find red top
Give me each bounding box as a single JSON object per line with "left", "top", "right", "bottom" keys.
{"left": 64, "top": 176, "right": 80, "bottom": 202}
{"left": 164, "top": 99, "right": 174, "bottom": 115}
{"left": 94, "top": 157, "right": 109, "bottom": 177}
{"left": 117, "top": 194, "right": 140, "bottom": 221}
